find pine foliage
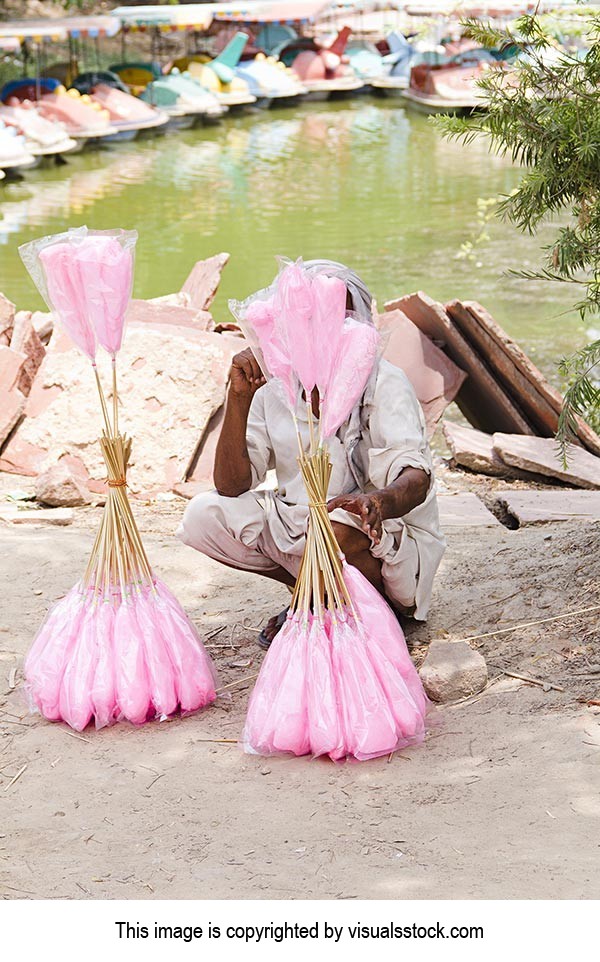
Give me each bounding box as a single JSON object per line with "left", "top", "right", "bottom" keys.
{"left": 436, "top": 13, "right": 600, "bottom": 456}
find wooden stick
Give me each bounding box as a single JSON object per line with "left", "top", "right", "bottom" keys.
{"left": 490, "top": 666, "right": 565, "bottom": 692}
{"left": 447, "top": 605, "right": 600, "bottom": 645}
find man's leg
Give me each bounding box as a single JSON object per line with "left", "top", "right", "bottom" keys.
{"left": 331, "top": 521, "right": 384, "bottom": 593}
{"left": 177, "top": 490, "right": 295, "bottom": 586}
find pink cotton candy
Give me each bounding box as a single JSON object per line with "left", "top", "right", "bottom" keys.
{"left": 151, "top": 579, "right": 217, "bottom": 713}
{"left": 320, "top": 319, "right": 380, "bottom": 439}
{"left": 90, "top": 599, "right": 117, "bottom": 730}
{"left": 310, "top": 273, "right": 347, "bottom": 393}
{"left": 39, "top": 243, "right": 96, "bottom": 359}
{"left": 274, "top": 260, "right": 317, "bottom": 396}
{"left": 243, "top": 614, "right": 310, "bottom": 757}
{"left": 113, "top": 597, "right": 152, "bottom": 725}
{"left": 343, "top": 562, "right": 428, "bottom": 725}
{"left": 75, "top": 235, "right": 134, "bottom": 357}
{"left": 330, "top": 616, "right": 399, "bottom": 760}
{"left": 305, "top": 615, "right": 344, "bottom": 760}
{"left": 25, "top": 587, "right": 86, "bottom": 721}
{"left": 59, "top": 599, "right": 99, "bottom": 732}
{"left": 245, "top": 298, "right": 297, "bottom": 409}
{"left": 134, "top": 587, "right": 179, "bottom": 719}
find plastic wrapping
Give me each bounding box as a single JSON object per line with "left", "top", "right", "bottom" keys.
{"left": 243, "top": 565, "right": 427, "bottom": 761}
{"left": 25, "top": 580, "right": 217, "bottom": 731}
{"left": 19, "top": 226, "right": 137, "bottom": 359}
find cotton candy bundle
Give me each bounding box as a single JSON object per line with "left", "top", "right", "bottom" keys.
{"left": 19, "top": 228, "right": 217, "bottom": 731}
{"left": 235, "top": 256, "right": 428, "bottom": 761}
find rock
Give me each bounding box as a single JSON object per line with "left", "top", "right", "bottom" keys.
{"left": 127, "top": 298, "right": 212, "bottom": 331}
{"left": 493, "top": 433, "right": 600, "bottom": 490}
{"left": 437, "top": 492, "right": 500, "bottom": 527}
{"left": 377, "top": 309, "right": 466, "bottom": 437}
{"left": 1, "top": 323, "right": 240, "bottom": 497}
{"left": 181, "top": 252, "right": 230, "bottom": 311}
{"left": 0, "top": 386, "right": 25, "bottom": 448}
{"left": 186, "top": 404, "right": 225, "bottom": 489}
{"left": 442, "top": 421, "right": 541, "bottom": 481}
{"left": 147, "top": 292, "right": 192, "bottom": 308}
{"left": 419, "top": 640, "right": 488, "bottom": 702}
{"left": 446, "top": 300, "right": 600, "bottom": 457}
{"left": 0, "top": 293, "right": 15, "bottom": 346}
{"left": 0, "top": 344, "right": 27, "bottom": 393}
{"left": 385, "top": 292, "right": 534, "bottom": 435}
{"left": 494, "top": 489, "right": 600, "bottom": 526}
{"left": 0, "top": 506, "right": 73, "bottom": 526}
{"left": 34, "top": 459, "right": 91, "bottom": 507}
{"left": 31, "top": 311, "right": 54, "bottom": 344}
{"left": 10, "top": 311, "right": 46, "bottom": 396}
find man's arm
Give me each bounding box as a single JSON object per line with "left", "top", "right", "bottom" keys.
{"left": 327, "top": 467, "right": 430, "bottom": 545}
{"left": 214, "top": 348, "right": 266, "bottom": 498}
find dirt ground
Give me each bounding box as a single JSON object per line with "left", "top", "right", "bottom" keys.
{"left": 1, "top": 467, "right": 599, "bottom": 900}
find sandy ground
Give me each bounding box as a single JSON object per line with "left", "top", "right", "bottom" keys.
{"left": 1, "top": 470, "right": 599, "bottom": 900}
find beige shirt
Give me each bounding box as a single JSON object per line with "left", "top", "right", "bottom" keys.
{"left": 245, "top": 359, "right": 446, "bottom": 618}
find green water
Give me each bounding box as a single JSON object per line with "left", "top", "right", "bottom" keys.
{"left": 0, "top": 97, "right": 591, "bottom": 381}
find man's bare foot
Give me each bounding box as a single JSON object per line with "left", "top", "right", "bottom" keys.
{"left": 257, "top": 608, "right": 289, "bottom": 650}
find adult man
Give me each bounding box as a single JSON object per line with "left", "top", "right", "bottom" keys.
{"left": 178, "top": 260, "right": 445, "bottom": 647}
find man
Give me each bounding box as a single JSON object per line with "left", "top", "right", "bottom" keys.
{"left": 178, "top": 260, "right": 445, "bottom": 647}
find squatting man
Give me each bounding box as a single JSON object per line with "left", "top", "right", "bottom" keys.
{"left": 178, "top": 259, "right": 445, "bottom": 646}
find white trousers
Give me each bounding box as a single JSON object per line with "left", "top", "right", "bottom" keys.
{"left": 177, "top": 490, "right": 419, "bottom": 611}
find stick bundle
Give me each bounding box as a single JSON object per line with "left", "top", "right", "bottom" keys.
{"left": 83, "top": 366, "right": 153, "bottom": 601}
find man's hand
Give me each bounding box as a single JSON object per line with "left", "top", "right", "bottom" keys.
{"left": 229, "top": 348, "right": 266, "bottom": 401}
{"left": 327, "top": 492, "right": 384, "bottom": 544}
{"left": 327, "top": 469, "right": 430, "bottom": 546}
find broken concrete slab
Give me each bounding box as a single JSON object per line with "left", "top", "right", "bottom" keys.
{"left": 127, "top": 299, "right": 213, "bottom": 332}
{"left": 185, "top": 403, "right": 225, "bottom": 490}
{"left": 493, "top": 434, "right": 600, "bottom": 490}
{"left": 446, "top": 300, "right": 600, "bottom": 457}
{"left": 0, "top": 505, "right": 73, "bottom": 525}
{"left": 0, "top": 293, "right": 15, "bottom": 346}
{"left": 419, "top": 639, "right": 488, "bottom": 702}
{"left": 0, "top": 344, "right": 27, "bottom": 393}
{"left": 494, "top": 489, "right": 600, "bottom": 526}
{"left": 10, "top": 311, "right": 46, "bottom": 396}
{"left": 385, "top": 292, "right": 534, "bottom": 435}
{"left": 442, "top": 420, "right": 544, "bottom": 481}
{"left": 0, "top": 386, "right": 25, "bottom": 449}
{"left": 34, "top": 459, "right": 92, "bottom": 507}
{"left": 437, "top": 492, "right": 501, "bottom": 527}
{"left": 1, "top": 324, "right": 240, "bottom": 497}
{"left": 31, "top": 311, "right": 54, "bottom": 344}
{"left": 181, "top": 252, "right": 230, "bottom": 312}
{"left": 377, "top": 309, "right": 467, "bottom": 437}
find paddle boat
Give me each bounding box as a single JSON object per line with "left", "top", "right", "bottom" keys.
{"left": 275, "top": 28, "right": 363, "bottom": 99}
{"left": 70, "top": 72, "right": 169, "bottom": 140}
{"left": 0, "top": 101, "right": 77, "bottom": 160}
{"left": 177, "top": 33, "right": 304, "bottom": 110}
{"left": 346, "top": 39, "right": 387, "bottom": 90}
{"left": 1, "top": 78, "right": 118, "bottom": 146}
{"left": 371, "top": 34, "right": 448, "bottom": 97}
{"left": 400, "top": 49, "right": 495, "bottom": 115}
{"left": 171, "top": 35, "right": 259, "bottom": 111}
{"left": 0, "top": 120, "right": 36, "bottom": 175}
{"left": 110, "top": 63, "right": 227, "bottom": 127}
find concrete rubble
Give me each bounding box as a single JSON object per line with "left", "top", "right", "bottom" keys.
{"left": 0, "top": 253, "right": 236, "bottom": 502}
{"left": 419, "top": 639, "right": 488, "bottom": 702}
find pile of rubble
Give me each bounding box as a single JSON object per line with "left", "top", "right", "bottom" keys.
{"left": 1, "top": 259, "right": 599, "bottom": 511}
{"left": 0, "top": 253, "right": 242, "bottom": 505}
{"left": 382, "top": 291, "right": 600, "bottom": 490}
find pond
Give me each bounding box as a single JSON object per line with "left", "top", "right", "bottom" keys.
{"left": 0, "top": 97, "right": 590, "bottom": 385}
